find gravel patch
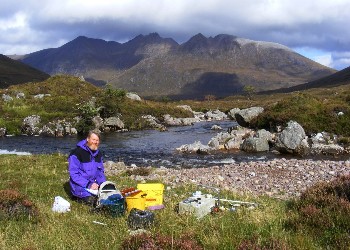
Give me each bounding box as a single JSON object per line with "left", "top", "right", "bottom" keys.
{"left": 105, "top": 158, "right": 350, "bottom": 200}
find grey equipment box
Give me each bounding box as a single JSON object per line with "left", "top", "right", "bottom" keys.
{"left": 178, "top": 191, "right": 216, "bottom": 219}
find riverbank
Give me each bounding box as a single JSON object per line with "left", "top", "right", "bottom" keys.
{"left": 105, "top": 157, "right": 350, "bottom": 200}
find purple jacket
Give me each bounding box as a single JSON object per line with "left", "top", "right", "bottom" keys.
{"left": 68, "top": 139, "right": 106, "bottom": 198}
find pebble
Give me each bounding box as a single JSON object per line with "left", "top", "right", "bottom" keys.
{"left": 104, "top": 158, "right": 350, "bottom": 200}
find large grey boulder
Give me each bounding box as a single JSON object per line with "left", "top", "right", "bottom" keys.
{"left": 241, "top": 137, "right": 270, "bottom": 152}
{"left": 211, "top": 125, "right": 222, "bottom": 130}
{"left": 227, "top": 108, "right": 240, "bottom": 120}
{"left": 208, "top": 127, "right": 253, "bottom": 150}
{"left": 126, "top": 92, "right": 142, "bottom": 101}
{"left": 22, "top": 115, "right": 41, "bottom": 135}
{"left": 208, "top": 132, "right": 233, "bottom": 150}
{"left": 193, "top": 111, "right": 205, "bottom": 120}
{"left": 2, "top": 94, "right": 13, "bottom": 102}
{"left": 234, "top": 107, "right": 264, "bottom": 127}
{"left": 176, "top": 141, "right": 211, "bottom": 154}
{"left": 310, "top": 132, "right": 345, "bottom": 155}
{"left": 16, "top": 92, "right": 25, "bottom": 99}
{"left": 176, "top": 105, "right": 193, "bottom": 113}
{"left": 275, "top": 120, "right": 309, "bottom": 154}
{"left": 92, "top": 116, "right": 104, "bottom": 132}
{"left": 142, "top": 115, "right": 166, "bottom": 131}
{"left": 163, "top": 114, "right": 183, "bottom": 126}
{"left": 225, "top": 127, "right": 253, "bottom": 150}
{"left": 40, "top": 125, "right": 56, "bottom": 137}
{"left": 205, "top": 110, "right": 228, "bottom": 120}
{"left": 256, "top": 129, "right": 274, "bottom": 143}
{"left": 224, "top": 137, "right": 243, "bottom": 150}
{"left": 311, "top": 143, "right": 344, "bottom": 155}
{"left": 104, "top": 117, "right": 124, "bottom": 130}
{"left": 0, "top": 128, "right": 6, "bottom": 137}
{"left": 163, "top": 114, "right": 200, "bottom": 126}
{"left": 181, "top": 117, "right": 201, "bottom": 125}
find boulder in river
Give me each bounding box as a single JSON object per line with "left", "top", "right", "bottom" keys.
{"left": 234, "top": 107, "right": 264, "bottom": 127}
{"left": 176, "top": 141, "right": 211, "bottom": 154}
{"left": 275, "top": 120, "right": 309, "bottom": 155}
{"left": 241, "top": 137, "right": 270, "bottom": 152}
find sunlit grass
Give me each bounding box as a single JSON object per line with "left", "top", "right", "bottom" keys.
{"left": 3, "top": 154, "right": 347, "bottom": 249}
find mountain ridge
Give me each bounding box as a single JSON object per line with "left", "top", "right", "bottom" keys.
{"left": 17, "top": 33, "right": 336, "bottom": 99}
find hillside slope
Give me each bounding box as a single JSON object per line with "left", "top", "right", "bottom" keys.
{"left": 0, "top": 54, "right": 50, "bottom": 88}
{"left": 260, "top": 66, "right": 350, "bottom": 94}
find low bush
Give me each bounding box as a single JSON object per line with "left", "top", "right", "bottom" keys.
{"left": 0, "top": 189, "right": 39, "bottom": 222}
{"left": 237, "top": 235, "right": 289, "bottom": 250}
{"left": 285, "top": 175, "right": 350, "bottom": 249}
{"left": 121, "top": 232, "right": 203, "bottom": 250}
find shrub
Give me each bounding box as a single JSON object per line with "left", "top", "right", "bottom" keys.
{"left": 98, "top": 85, "right": 126, "bottom": 118}
{"left": 121, "top": 232, "right": 203, "bottom": 250}
{"left": 0, "top": 189, "right": 39, "bottom": 222}
{"left": 285, "top": 175, "right": 350, "bottom": 249}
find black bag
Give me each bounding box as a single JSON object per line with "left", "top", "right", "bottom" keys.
{"left": 127, "top": 208, "right": 155, "bottom": 230}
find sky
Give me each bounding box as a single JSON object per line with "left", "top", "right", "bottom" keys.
{"left": 1, "top": 0, "right": 349, "bottom": 70}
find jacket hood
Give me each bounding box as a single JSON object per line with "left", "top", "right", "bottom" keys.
{"left": 76, "top": 139, "right": 99, "bottom": 157}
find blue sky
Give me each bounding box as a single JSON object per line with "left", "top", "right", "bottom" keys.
{"left": 1, "top": 0, "right": 349, "bottom": 70}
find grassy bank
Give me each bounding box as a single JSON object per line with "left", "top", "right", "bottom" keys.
{"left": 0, "top": 76, "right": 192, "bottom": 134}
{"left": 2, "top": 154, "right": 350, "bottom": 249}
{"left": 1, "top": 75, "right": 350, "bottom": 137}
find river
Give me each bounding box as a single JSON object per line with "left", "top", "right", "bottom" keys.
{"left": 0, "top": 120, "right": 279, "bottom": 167}
{"left": 1, "top": 120, "right": 343, "bottom": 168}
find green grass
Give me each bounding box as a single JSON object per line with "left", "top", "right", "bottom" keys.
{"left": 0, "top": 76, "right": 193, "bottom": 134}
{"left": 178, "top": 85, "right": 350, "bottom": 138}
{"left": 3, "top": 154, "right": 350, "bottom": 249}
{"left": 1, "top": 75, "right": 350, "bottom": 137}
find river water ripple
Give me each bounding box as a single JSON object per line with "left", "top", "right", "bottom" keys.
{"left": 0, "top": 121, "right": 345, "bottom": 167}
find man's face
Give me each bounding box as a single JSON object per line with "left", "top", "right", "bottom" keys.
{"left": 86, "top": 133, "right": 100, "bottom": 151}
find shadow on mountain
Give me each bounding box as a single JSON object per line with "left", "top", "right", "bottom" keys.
{"left": 0, "top": 54, "right": 50, "bottom": 88}
{"left": 85, "top": 78, "right": 107, "bottom": 87}
{"left": 175, "top": 72, "right": 243, "bottom": 100}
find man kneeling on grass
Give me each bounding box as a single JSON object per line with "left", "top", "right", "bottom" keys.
{"left": 68, "top": 130, "right": 106, "bottom": 206}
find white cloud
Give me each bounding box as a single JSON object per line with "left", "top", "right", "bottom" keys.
{"left": 314, "top": 54, "right": 333, "bottom": 68}
{"left": 0, "top": 12, "right": 27, "bottom": 30}
{"left": 0, "top": 0, "right": 350, "bottom": 70}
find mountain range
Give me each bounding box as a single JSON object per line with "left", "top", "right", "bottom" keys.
{"left": 13, "top": 33, "right": 337, "bottom": 99}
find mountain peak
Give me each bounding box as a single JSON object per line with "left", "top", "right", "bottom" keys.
{"left": 126, "top": 33, "right": 178, "bottom": 49}
{"left": 180, "top": 33, "right": 210, "bottom": 52}
{"left": 18, "top": 32, "right": 336, "bottom": 100}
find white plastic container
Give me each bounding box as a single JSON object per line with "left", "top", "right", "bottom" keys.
{"left": 178, "top": 193, "right": 216, "bottom": 219}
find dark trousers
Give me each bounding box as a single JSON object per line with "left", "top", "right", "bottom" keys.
{"left": 73, "top": 195, "right": 97, "bottom": 207}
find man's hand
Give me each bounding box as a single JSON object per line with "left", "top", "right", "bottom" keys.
{"left": 90, "top": 183, "right": 99, "bottom": 190}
